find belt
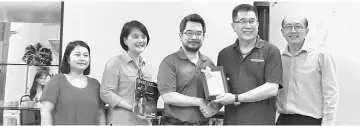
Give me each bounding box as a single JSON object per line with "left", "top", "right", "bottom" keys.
{"left": 161, "top": 116, "right": 209, "bottom": 125}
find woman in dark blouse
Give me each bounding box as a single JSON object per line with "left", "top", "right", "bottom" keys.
{"left": 40, "top": 40, "right": 106, "bottom": 125}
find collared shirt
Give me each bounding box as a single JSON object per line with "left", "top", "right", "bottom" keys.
{"left": 157, "top": 48, "right": 215, "bottom": 124}
{"left": 100, "top": 51, "right": 152, "bottom": 125}
{"left": 276, "top": 41, "right": 339, "bottom": 125}
{"left": 217, "top": 36, "right": 283, "bottom": 125}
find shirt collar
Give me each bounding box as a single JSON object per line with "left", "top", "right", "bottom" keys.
{"left": 122, "top": 51, "right": 146, "bottom": 65}
{"left": 177, "top": 47, "right": 208, "bottom": 62}
{"left": 282, "top": 39, "right": 314, "bottom": 56}
{"left": 233, "top": 35, "right": 265, "bottom": 51}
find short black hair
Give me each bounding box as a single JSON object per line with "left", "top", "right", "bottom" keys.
{"left": 232, "top": 4, "right": 258, "bottom": 22}
{"left": 120, "top": 20, "right": 150, "bottom": 51}
{"left": 60, "top": 40, "right": 91, "bottom": 75}
{"left": 179, "top": 14, "right": 206, "bottom": 34}
{"left": 281, "top": 18, "right": 309, "bottom": 28}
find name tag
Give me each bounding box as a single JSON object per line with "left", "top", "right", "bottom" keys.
{"left": 250, "top": 58, "right": 264, "bottom": 62}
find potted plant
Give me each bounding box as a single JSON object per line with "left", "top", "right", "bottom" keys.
{"left": 22, "top": 42, "right": 53, "bottom": 71}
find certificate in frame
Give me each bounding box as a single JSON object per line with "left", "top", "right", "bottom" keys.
{"left": 202, "top": 66, "right": 229, "bottom": 101}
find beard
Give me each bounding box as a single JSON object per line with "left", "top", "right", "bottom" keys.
{"left": 183, "top": 40, "right": 202, "bottom": 52}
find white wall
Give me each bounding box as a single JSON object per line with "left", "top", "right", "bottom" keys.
{"left": 7, "top": 23, "right": 60, "bottom": 65}
{"left": 270, "top": 1, "right": 360, "bottom": 125}
{"left": 63, "top": 1, "right": 253, "bottom": 109}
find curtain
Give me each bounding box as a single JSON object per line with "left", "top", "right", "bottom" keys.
{"left": 257, "top": 6, "right": 269, "bottom": 41}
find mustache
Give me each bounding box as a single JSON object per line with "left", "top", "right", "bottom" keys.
{"left": 188, "top": 40, "right": 201, "bottom": 43}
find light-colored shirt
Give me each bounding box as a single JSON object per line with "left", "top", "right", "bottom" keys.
{"left": 276, "top": 41, "right": 339, "bottom": 125}
{"left": 100, "top": 51, "right": 152, "bottom": 125}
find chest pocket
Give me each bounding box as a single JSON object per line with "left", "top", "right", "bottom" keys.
{"left": 246, "top": 51, "right": 265, "bottom": 79}
{"left": 118, "top": 68, "right": 137, "bottom": 91}
{"left": 296, "top": 55, "right": 320, "bottom": 74}
{"left": 297, "top": 65, "right": 318, "bottom": 74}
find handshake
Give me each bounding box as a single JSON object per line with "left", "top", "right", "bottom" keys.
{"left": 199, "top": 100, "right": 219, "bottom": 118}
{"left": 199, "top": 93, "right": 237, "bottom": 118}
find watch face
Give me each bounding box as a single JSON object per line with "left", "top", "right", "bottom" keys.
{"left": 235, "top": 94, "right": 239, "bottom": 102}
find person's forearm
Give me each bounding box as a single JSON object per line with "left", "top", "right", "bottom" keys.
{"left": 100, "top": 88, "right": 123, "bottom": 108}
{"left": 116, "top": 99, "right": 133, "bottom": 111}
{"left": 322, "top": 96, "right": 339, "bottom": 124}
{"left": 238, "top": 82, "right": 279, "bottom": 102}
{"left": 41, "top": 111, "right": 52, "bottom": 125}
{"left": 322, "top": 88, "right": 339, "bottom": 125}
{"left": 98, "top": 108, "right": 106, "bottom": 125}
{"left": 162, "top": 92, "right": 206, "bottom": 107}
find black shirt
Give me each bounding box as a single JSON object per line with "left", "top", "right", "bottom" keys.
{"left": 217, "top": 36, "right": 283, "bottom": 125}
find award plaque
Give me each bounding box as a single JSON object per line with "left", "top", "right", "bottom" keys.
{"left": 133, "top": 78, "right": 160, "bottom": 119}
{"left": 202, "top": 66, "right": 229, "bottom": 101}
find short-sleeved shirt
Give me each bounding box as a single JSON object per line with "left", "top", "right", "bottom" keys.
{"left": 40, "top": 74, "right": 105, "bottom": 125}
{"left": 217, "top": 37, "right": 282, "bottom": 125}
{"left": 100, "top": 52, "right": 152, "bottom": 125}
{"left": 157, "top": 48, "right": 215, "bottom": 124}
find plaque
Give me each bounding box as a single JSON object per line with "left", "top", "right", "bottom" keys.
{"left": 133, "top": 78, "right": 160, "bottom": 119}
{"left": 202, "top": 66, "right": 229, "bottom": 101}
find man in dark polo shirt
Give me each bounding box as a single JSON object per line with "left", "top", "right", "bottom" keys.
{"left": 157, "top": 14, "right": 216, "bottom": 125}
{"left": 213, "top": 4, "right": 283, "bottom": 125}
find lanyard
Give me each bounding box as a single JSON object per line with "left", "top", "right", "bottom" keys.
{"left": 128, "top": 59, "right": 144, "bottom": 80}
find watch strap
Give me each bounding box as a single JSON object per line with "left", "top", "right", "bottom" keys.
{"left": 234, "top": 94, "right": 240, "bottom": 105}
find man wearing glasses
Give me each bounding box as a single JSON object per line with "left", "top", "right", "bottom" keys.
{"left": 157, "top": 14, "right": 216, "bottom": 125}
{"left": 212, "top": 4, "right": 283, "bottom": 125}
{"left": 276, "top": 16, "right": 339, "bottom": 125}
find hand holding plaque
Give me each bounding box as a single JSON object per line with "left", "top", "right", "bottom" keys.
{"left": 201, "top": 66, "right": 229, "bottom": 101}
{"left": 133, "top": 78, "right": 160, "bottom": 119}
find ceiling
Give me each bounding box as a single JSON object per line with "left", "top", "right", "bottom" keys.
{"left": 0, "top": 2, "right": 62, "bottom": 23}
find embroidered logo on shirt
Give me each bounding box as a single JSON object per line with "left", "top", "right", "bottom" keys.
{"left": 250, "top": 58, "right": 264, "bottom": 62}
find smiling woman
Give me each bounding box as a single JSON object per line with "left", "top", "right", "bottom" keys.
{"left": 39, "top": 40, "right": 106, "bottom": 125}
{"left": 100, "top": 20, "right": 154, "bottom": 125}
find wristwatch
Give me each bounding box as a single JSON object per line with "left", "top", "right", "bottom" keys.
{"left": 234, "top": 94, "right": 241, "bottom": 105}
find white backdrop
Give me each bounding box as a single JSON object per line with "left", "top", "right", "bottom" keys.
{"left": 62, "top": 1, "right": 253, "bottom": 109}
{"left": 270, "top": 1, "right": 360, "bottom": 125}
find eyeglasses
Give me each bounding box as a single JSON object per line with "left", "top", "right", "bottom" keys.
{"left": 183, "top": 31, "right": 204, "bottom": 38}
{"left": 234, "top": 19, "right": 257, "bottom": 25}
{"left": 283, "top": 25, "right": 305, "bottom": 31}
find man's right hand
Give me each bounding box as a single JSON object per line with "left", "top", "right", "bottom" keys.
{"left": 198, "top": 99, "right": 216, "bottom": 118}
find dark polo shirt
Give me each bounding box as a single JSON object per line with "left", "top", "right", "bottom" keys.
{"left": 157, "top": 48, "right": 215, "bottom": 124}
{"left": 217, "top": 37, "right": 283, "bottom": 125}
